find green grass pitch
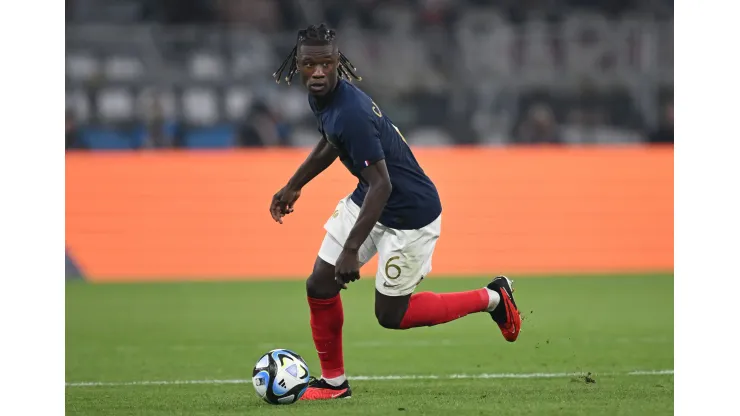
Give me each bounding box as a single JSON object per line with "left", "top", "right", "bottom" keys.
{"left": 65, "top": 274, "right": 673, "bottom": 415}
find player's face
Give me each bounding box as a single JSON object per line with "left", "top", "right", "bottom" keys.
{"left": 297, "top": 44, "right": 339, "bottom": 97}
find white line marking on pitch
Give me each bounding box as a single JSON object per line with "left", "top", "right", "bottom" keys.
{"left": 66, "top": 369, "right": 673, "bottom": 387}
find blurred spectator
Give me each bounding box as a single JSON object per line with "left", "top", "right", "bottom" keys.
{"left": 237, "top": 102, "right": 291, "bottom": 147}
{"left": 560, "top": 107, "right": 589, "bottom": 144}
{"left": 514, "top": 103, "right": 562, "bottom": 144}
{"left": 66, "top": 0, "right": 75, "bottom": 22}
{"left": 561, "top": 107, "right": 642, "bottom": 144}
{"left": 419, "top": 0, "right": 458, "bottom": 29}
{"left": 216, "top": 0, "right": 280, "bottom": 30}
{"left": 138, "top": 93, "right": 178, "bottom": 149}
{"left": 142, "top": 0, "right": 217, "bottom": 24}
{"left": 648, "top": 101, "right": 674, "bottom": 144}
{"left": 65, "top": 109, "right": 83, "bottom": 150}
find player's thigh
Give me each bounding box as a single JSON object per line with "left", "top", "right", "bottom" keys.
{"left": 374, "top": 215, "right": 442, "bottom": 298}
{"left": 310, "top": 197, "right": 378, "bottom": 299}
{"left": 313, "top": 231, "right": 376, "bottom": 299}
{"left": 320, "top": 195, "right": 378, "bottom": 265}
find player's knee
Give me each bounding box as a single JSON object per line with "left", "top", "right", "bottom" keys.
{"left": 375, "top": 308, "right": 404, "bottom": 329}
{"left": 306, "top": 258, "right": 340, "bottom": 299}
{"left": 306, "top": 275, "right": 337, "bottom": 299}
{"left": 374, "top": 291, "right": 411, "bottom": 329}
{"left": 305, "top": 276, "right": 321, "bottom": 298}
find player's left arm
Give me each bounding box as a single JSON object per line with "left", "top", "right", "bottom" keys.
{"left": 334, "top": 105, "right": 392, "bottom": 287}
{"left": 340, "top": 105, "right": 391, "bottom": 252}
{"left": 344, "top": 160, "right": 392, "bottom": 252}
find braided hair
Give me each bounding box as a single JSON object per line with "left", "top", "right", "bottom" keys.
{"left": 272, "top": 24, "right": 362, "bottom": 86}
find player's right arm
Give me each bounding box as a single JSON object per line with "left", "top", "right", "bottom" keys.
{"left": 286, "top": 136, "right": 339, "bottom": 191}
{"left": 270, "top": 137, "right": 339, "bottom": 224}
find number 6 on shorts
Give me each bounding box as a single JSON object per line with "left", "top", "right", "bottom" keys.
{"left": 384, "top": 256, "right": 402, "bottom": 280}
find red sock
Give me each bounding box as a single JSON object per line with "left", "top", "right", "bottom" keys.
{"left": 307, "top": 295, "right": 344, "bottom": 379}
{"left": 399, "top": 289, "right": 489, "bottom": 329}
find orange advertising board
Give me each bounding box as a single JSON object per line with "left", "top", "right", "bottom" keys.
{"left": 65, "top": 146, "right": 673, "bottom": 282}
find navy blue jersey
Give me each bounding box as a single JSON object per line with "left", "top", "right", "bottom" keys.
{"left": 308, "top": 79, "right": 442, "bottom": 230}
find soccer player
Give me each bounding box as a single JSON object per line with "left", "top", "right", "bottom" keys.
{"left": 269, "top": 24, "right": 522, "bottom": 400}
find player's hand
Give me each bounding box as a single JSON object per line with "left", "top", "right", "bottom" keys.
{"left": 270, "top": 186, "right": 301, "bottom": 224}
{"left": 335, "top": 248, "right": 360, "bottom": 289}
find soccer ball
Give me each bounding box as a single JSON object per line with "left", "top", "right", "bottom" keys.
{"left": 252, "top": 349, "right": 311, "bottom": 405}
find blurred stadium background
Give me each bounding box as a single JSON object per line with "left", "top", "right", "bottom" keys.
{"left": 65, "top": 0, "right": 673, "bottom": 281}
{"left": 65, "top": 2, "right": 673, "bottom": 414}
{"left": 65, "top": 0, "right": 673, "bottom": 150}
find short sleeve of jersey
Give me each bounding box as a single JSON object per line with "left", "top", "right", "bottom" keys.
{"left": 338, "top": 107, "right": 385, "bottom": 171}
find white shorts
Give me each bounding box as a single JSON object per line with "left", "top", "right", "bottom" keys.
{"left": 317, "top": 195, "right": 441, "bottom": 296}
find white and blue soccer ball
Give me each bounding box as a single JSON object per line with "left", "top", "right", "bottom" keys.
{"left": 252, "top": 349, "right": 311, "bottom": 405}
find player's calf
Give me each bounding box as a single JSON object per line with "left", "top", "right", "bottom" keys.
{"left": 305, "top": 257, "right": 348, "bottom": 397}
{"left": 372, "top": 277, "right": 521, "bottom": 342}
{"left": 374, "top": 288, "right": 493, "bottom": 330}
